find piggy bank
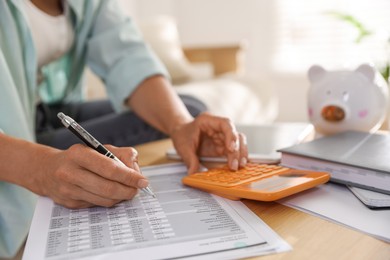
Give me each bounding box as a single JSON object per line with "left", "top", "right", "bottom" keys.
{"left": 307, "top": 64, "right": 389, "bottom": 135}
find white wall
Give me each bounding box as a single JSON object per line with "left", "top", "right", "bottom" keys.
{"left": 117, "top": 0, "right": 312, "bottom": 122}
{"left": 119, "top": 0, "right": 281, "bottom": 76}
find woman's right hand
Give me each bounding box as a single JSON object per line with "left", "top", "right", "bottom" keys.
{"left": 0, "top": 133, "right": 149, "bottom": 209}
{"left": 34, "top": 144, "right": 149, "bottom": 208}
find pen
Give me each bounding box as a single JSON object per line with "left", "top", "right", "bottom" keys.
{"left": 57, "top": 112, "right": 156, "bottom": 198}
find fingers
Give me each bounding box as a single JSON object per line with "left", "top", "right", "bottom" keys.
{"left": 238, "top": 133, "right": 248, "bottom": 167}
{"left": 68, "top": 144, "right": 148, "bottom": 189}
{"left": 106, "top": 145, "right": 139, "bottom": 169}
{"left": 178, "top": 146, "right": 200, "bottom": 174}
{"left": 226, "top": 138, "right": 240, "bottom": 171}
{"left": 197, "top": 113, "right": 239, "bottom": 154}
{"left": 71, "top": 168, "right": 139, "bottom": 200}
{"left": 186, "top": 160, "right": 201, "bottom": 175}
{"left": 107, "top": 146, "right": 150, "bottom": 189}
{"left": 51, "top": 144, "right": 147, "bottom": 209}
{"left": 52, "top": 182, "right": 127, "bottom": 209}
{"left": 226, "top": 132, "right": 248, "bottom": 170}
{"left": 195, "top": 114, "right": 248, "bottom": 171}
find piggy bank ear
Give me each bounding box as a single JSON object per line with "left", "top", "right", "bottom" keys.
{"left": 355, "top": 64, "right": 375, "bottom": 82}
{"left": 308, "top": 65, "right": 326, "bottom": 83}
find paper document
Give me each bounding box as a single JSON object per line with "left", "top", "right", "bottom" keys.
{"left": 279, "top": 182, "right": 390, "bottom": 242}
{"left": 23, "top": 163, "right": 290, "bottom": 260}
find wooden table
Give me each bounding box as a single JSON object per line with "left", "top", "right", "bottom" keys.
{"left": 135, "top": 139, "right": 390, "bottom": 260}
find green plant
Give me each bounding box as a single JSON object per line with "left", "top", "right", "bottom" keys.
{"left": 326, "top": 11, "right": 390, "bottom": 82}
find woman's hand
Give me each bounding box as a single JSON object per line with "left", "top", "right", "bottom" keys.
{"left": 170, "top": 113, "right": 248, "bottom": 174}
{"left": 34, "top": 144, "right": 147, "bottom": 208}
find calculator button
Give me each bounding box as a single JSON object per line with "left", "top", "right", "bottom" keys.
{"left": 186, "top": 163, "right": 289, "bottom": 187}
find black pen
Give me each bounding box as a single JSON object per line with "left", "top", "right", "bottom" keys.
{"left": 57, "top": 112, "right": 156, "bottom": 198}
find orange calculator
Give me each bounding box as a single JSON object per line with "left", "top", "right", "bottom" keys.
{"left": 182, "top": 163, "right": 330, "bottom": 201}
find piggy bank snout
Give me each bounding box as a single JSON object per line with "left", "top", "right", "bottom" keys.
{"left": 321, "top": 105, "right": 345, "bottom": 122}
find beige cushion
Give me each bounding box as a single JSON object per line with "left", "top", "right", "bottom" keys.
{"left": 175, "top": 78, "right": 277, "bottom": 124}
{"left": 139, "top": 16, "right": 193, "bottom": 84}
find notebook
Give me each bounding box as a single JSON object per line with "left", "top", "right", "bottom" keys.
{"left": 348, "top": 186, "right": 390, "bottom": 209}
{"left": 166, "top": 122, "right": 314, "bottom": 164}
{"left": 278, "top": 130, "right": 390, "bottom": 194}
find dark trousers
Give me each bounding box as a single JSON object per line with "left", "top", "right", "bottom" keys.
{"left": 36, "top": 96, "right": 207, "bottom": 149}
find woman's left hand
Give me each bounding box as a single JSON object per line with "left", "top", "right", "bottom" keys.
{"left": 170, "top": 113, "right": 248, "bottom": 174}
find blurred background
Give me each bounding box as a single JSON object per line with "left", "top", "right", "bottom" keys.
{"left": 105, "top": 0, "right": 390, "bottom": 123}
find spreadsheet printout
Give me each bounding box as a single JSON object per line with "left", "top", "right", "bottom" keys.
{"left": 23, "top": 163, "right": 290, "bottom": 260}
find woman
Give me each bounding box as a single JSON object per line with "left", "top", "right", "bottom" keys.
{"left": 0, "top": 0, "right": 248, "bottom": 257}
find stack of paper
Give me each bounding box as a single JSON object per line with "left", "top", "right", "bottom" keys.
{"left": 279, "top": 183, "right": 390, "bottom": 243}
{"left": 23, "top": 163, "right": 290, "bottom": 260}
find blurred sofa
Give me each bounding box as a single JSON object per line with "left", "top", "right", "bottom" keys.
{"left": 86, "top": 16, "right": 278, "bottom": 124}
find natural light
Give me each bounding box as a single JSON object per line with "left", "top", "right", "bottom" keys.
{"left": 272, "top": 0, "right": 390, "bottom": 73}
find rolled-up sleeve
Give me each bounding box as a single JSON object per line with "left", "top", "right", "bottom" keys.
{"left": 86, "top": 0, "right": 169, "bottom": 112}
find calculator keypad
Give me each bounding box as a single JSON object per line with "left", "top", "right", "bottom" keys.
{"left": 189, "top": 163, "right": 289, "bottom": 187}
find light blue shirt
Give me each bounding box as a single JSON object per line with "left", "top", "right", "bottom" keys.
{"left": 0, "top": 0, "right": 168, "bottom": 257}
